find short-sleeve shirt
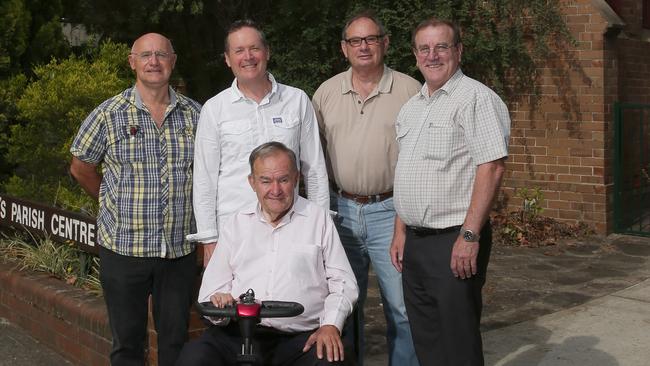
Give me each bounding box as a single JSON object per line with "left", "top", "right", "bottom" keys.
{"left": 70, "top": 86, "right": 201, "bottom": 258}
{"left": 313, "top": 66, "right": 421, "bottom": 195}
{"left": 394, "top": 70, "right": 510, "bottom": 228}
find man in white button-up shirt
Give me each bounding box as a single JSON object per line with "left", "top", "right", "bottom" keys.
{"left": 190, "top": 20, "right": 329, "bottom": 265}
{"left": 177, "top": 142, "right": 358, "bottom": 366}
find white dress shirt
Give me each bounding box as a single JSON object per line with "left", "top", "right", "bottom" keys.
{"left": 190, "top": 73, "right": 329, "bottom": 243}
{"left": 198, "top": 196, "right": 358, "bottom": 332}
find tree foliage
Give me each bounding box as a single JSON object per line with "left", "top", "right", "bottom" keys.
{"left": 0, "top": 0, "right": 572, "bottom": 210}
{"left": 0, "top": 0, "right": 71, "bottom": 77}
{"left": 69, "top": 0, "right": 571, "bottom": 100}
{"left": 3, "top": 41, "right": 132, "bottom": 211}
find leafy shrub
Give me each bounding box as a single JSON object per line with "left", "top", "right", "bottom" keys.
{"left": 2, "top": 41, "right": 132, "bottom": 212}
{"left": 493, "top": 187, "right": 594, "bottom": 247}
{"left": 0, "top": 231, "right": 101, "bottom": 295}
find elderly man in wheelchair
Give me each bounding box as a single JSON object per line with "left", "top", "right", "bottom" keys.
{"left": 177, "top": 142, "right": 359, "bottom": 366}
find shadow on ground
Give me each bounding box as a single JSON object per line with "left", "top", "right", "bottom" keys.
{"left": 362, "top": 234, "right": 650, "bottom": 364}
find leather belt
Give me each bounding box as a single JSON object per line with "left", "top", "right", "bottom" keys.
{"left": 338, "top": 189, "right": 393, "bottom": 204}
{"left": 407, "top": 225, "right": 461, "bottom": 237}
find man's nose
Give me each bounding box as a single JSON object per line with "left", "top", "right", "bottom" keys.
{"left": 426, "top": 50, "right": 438, "bottom": 61}
{"left": 149, "top": 54, "right": 161, "bottom": 65}
{"left": 270, "top": 181, "right": 282, "bottom": 195}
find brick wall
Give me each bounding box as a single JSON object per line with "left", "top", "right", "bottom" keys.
{"left": 0, "top": 260, "right": 112, "bottom": 365}
{"left": 501, "top": 0, "right": 650, "bottom": 234}
{"left": 503, "top": 0, "right": 610, "bottom": 233}
{"left": 0, "top": 258, "right": 208, "bottom": 366}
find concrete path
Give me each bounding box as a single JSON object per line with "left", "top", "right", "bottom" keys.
{"left": 0, "top": 318, "right": 71, "bottom": 366}
{"left": 2, "top": 233, "right": 649, "bottom": 365}
{"left": 484, "top": 279, "right": 650, "bottom": 366}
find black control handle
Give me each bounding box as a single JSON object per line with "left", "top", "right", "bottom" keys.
{"left": 196, "top": 301, "right": 303, "bottom": 319}
{"left": 196, "top": 302, "right": 237, "bottom": 318}
{"left": 259, "top": 301, "right": 304, "bottom": 318}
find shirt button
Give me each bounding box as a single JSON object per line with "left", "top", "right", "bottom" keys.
{"left": 360, "top": 110, "right": 364, "bottom": 114}
{"left": 357, "top": 100, "right": 361, "bottom": 104}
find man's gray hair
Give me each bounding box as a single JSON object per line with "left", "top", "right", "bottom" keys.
{"left": 248, "top": 142, "right": 298, "bottom": 174}
{"left": 341, "top": 10, "right": 387, "bottom": 40}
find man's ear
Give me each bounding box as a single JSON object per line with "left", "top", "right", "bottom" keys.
{"left": 248, "top": 174, "right": 255, "bottom": 191}
{"left": 224, "top": 52, "right": 231, "bottom": 68}
{"left": 128, "top": 54, "right": 136, "bottom": 71}
{"left": 340, "top": 40, "right": 349, "bottom": 60}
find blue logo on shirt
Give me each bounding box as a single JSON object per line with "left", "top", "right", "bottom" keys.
{"left": 272, "top": 117, "right": 283, "bottom": 124}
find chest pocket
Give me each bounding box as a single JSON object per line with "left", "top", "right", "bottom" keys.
{"left": 220, "top": 119, "right": 253, "bottom": 161}
{"left": 424, "top": 121, "right": 453, "bottom": 162}
{"left": 269, "top": 115, "right": 300, "bottom": 150}
{"left": 108, "top": 123, "right": 145, "bottom": 163}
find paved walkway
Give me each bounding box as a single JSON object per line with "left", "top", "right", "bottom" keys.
{"left": 2, "top": 234, "right": 650, "bottom": 365}
{"left": 484, "top": 278, "right": 650, "bottom": 365}
{"left": 0, "top": 318, "right": 71, "bottom": 366}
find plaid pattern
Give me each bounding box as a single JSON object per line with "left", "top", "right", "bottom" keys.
{"left": 71, "top": 87, "right": 201, "bottom": 258}
{"left": 394, "top": 70, "right": 510, "bottom": 228}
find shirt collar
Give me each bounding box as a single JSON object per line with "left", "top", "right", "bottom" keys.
{"left": 130, "top": 85, "right": 178, "bottom": 110}
{"left": 418, "top": 68, "right": 464, "bottom": 99}
{"left": 242, "top": 195, "right": 309, "bottom": 225}
{"left": 228, "top": 72, "right": 278, "bottom": 103}
{"left": 340, "top": 65, "right": 393, "bottom": 95}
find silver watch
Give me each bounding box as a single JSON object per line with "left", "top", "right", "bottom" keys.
{"left": 460, "top": 227, "right": 480, "bottom": 242}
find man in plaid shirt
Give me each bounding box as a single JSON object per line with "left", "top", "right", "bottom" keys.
{"left": 70, "top": 33, "right": 201, "bottom": 366}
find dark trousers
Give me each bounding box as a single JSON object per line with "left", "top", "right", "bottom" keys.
{"left": 98, "top": 246, "right": 197, "bottom": 366}
{"left": 176, "top": 322, "right": 346, "bottom": 366}
{"left": 402, "top": 224, "right": 492, "bottom": 366}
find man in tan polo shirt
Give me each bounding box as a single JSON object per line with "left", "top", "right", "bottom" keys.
{"left": 312, "top": 10, "right": 421, "bottom": 366}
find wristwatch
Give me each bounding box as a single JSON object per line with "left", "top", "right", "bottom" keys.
{"left": 460, "top": 227, "right": 480, "bottom": 242}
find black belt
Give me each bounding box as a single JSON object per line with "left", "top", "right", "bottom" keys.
{"left": 407, "top": 225, "right": 461, "bottom": 237}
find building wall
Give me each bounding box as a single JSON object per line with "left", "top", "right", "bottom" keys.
{"left": 503, "top": 0, "right": 612, "bottom": 233}
{"left": 502, "top": 0, "right": 650, "bottom": 234}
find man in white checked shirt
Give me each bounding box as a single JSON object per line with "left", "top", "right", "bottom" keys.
{"left": 389, "top": 18, "right": 510, "bottom": 366}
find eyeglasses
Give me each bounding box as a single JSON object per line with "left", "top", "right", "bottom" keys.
{"left": 415, "top": 43, "right": 455, "bottom": 56}
{"left": 130, "top": 51, "right": 174, "bottom": 61}
{"left": 344, "top": 35, "right": 385, "bottom": 47}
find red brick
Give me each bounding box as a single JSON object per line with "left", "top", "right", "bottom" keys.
{"left": 559, "top": 209, "right": 581, "bottom": 220}
{"left": 570, "top": 166, "right": 592, "bottom": 175}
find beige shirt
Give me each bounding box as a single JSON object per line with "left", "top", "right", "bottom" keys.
{"left": 313, "top": 66, "right": 421, "bottom": 195}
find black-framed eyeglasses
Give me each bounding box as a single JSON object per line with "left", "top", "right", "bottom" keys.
{"left": 415, "top": 43, "right": 456, "bottom": 56}
{"left": 344, "top": 35, "right": 385, "bottom": 47}
{"left": 130, "top": 51, "right": 174, "bottom": 61}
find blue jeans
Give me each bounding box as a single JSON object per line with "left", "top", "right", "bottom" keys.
{"left": 331, "top": 193, "right": 419, "bottom": 366}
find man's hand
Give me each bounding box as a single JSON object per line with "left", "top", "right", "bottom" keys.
{"left": 450, "top": 236, "right": 479, "bottom": 279}
{"left": 210, "top": 292, "right": 235, "bottom": 308}
{"left": 202, "top": 242, "right": 217, "bottom": 267}
{"left": 389, "top": 235, "right": 405, "bottom": 273}
{"left": 390, "top": 216, "right": 407, "bottom": 272}
{"left": 302, "top": 325, "right": 344, "bottom": 362}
